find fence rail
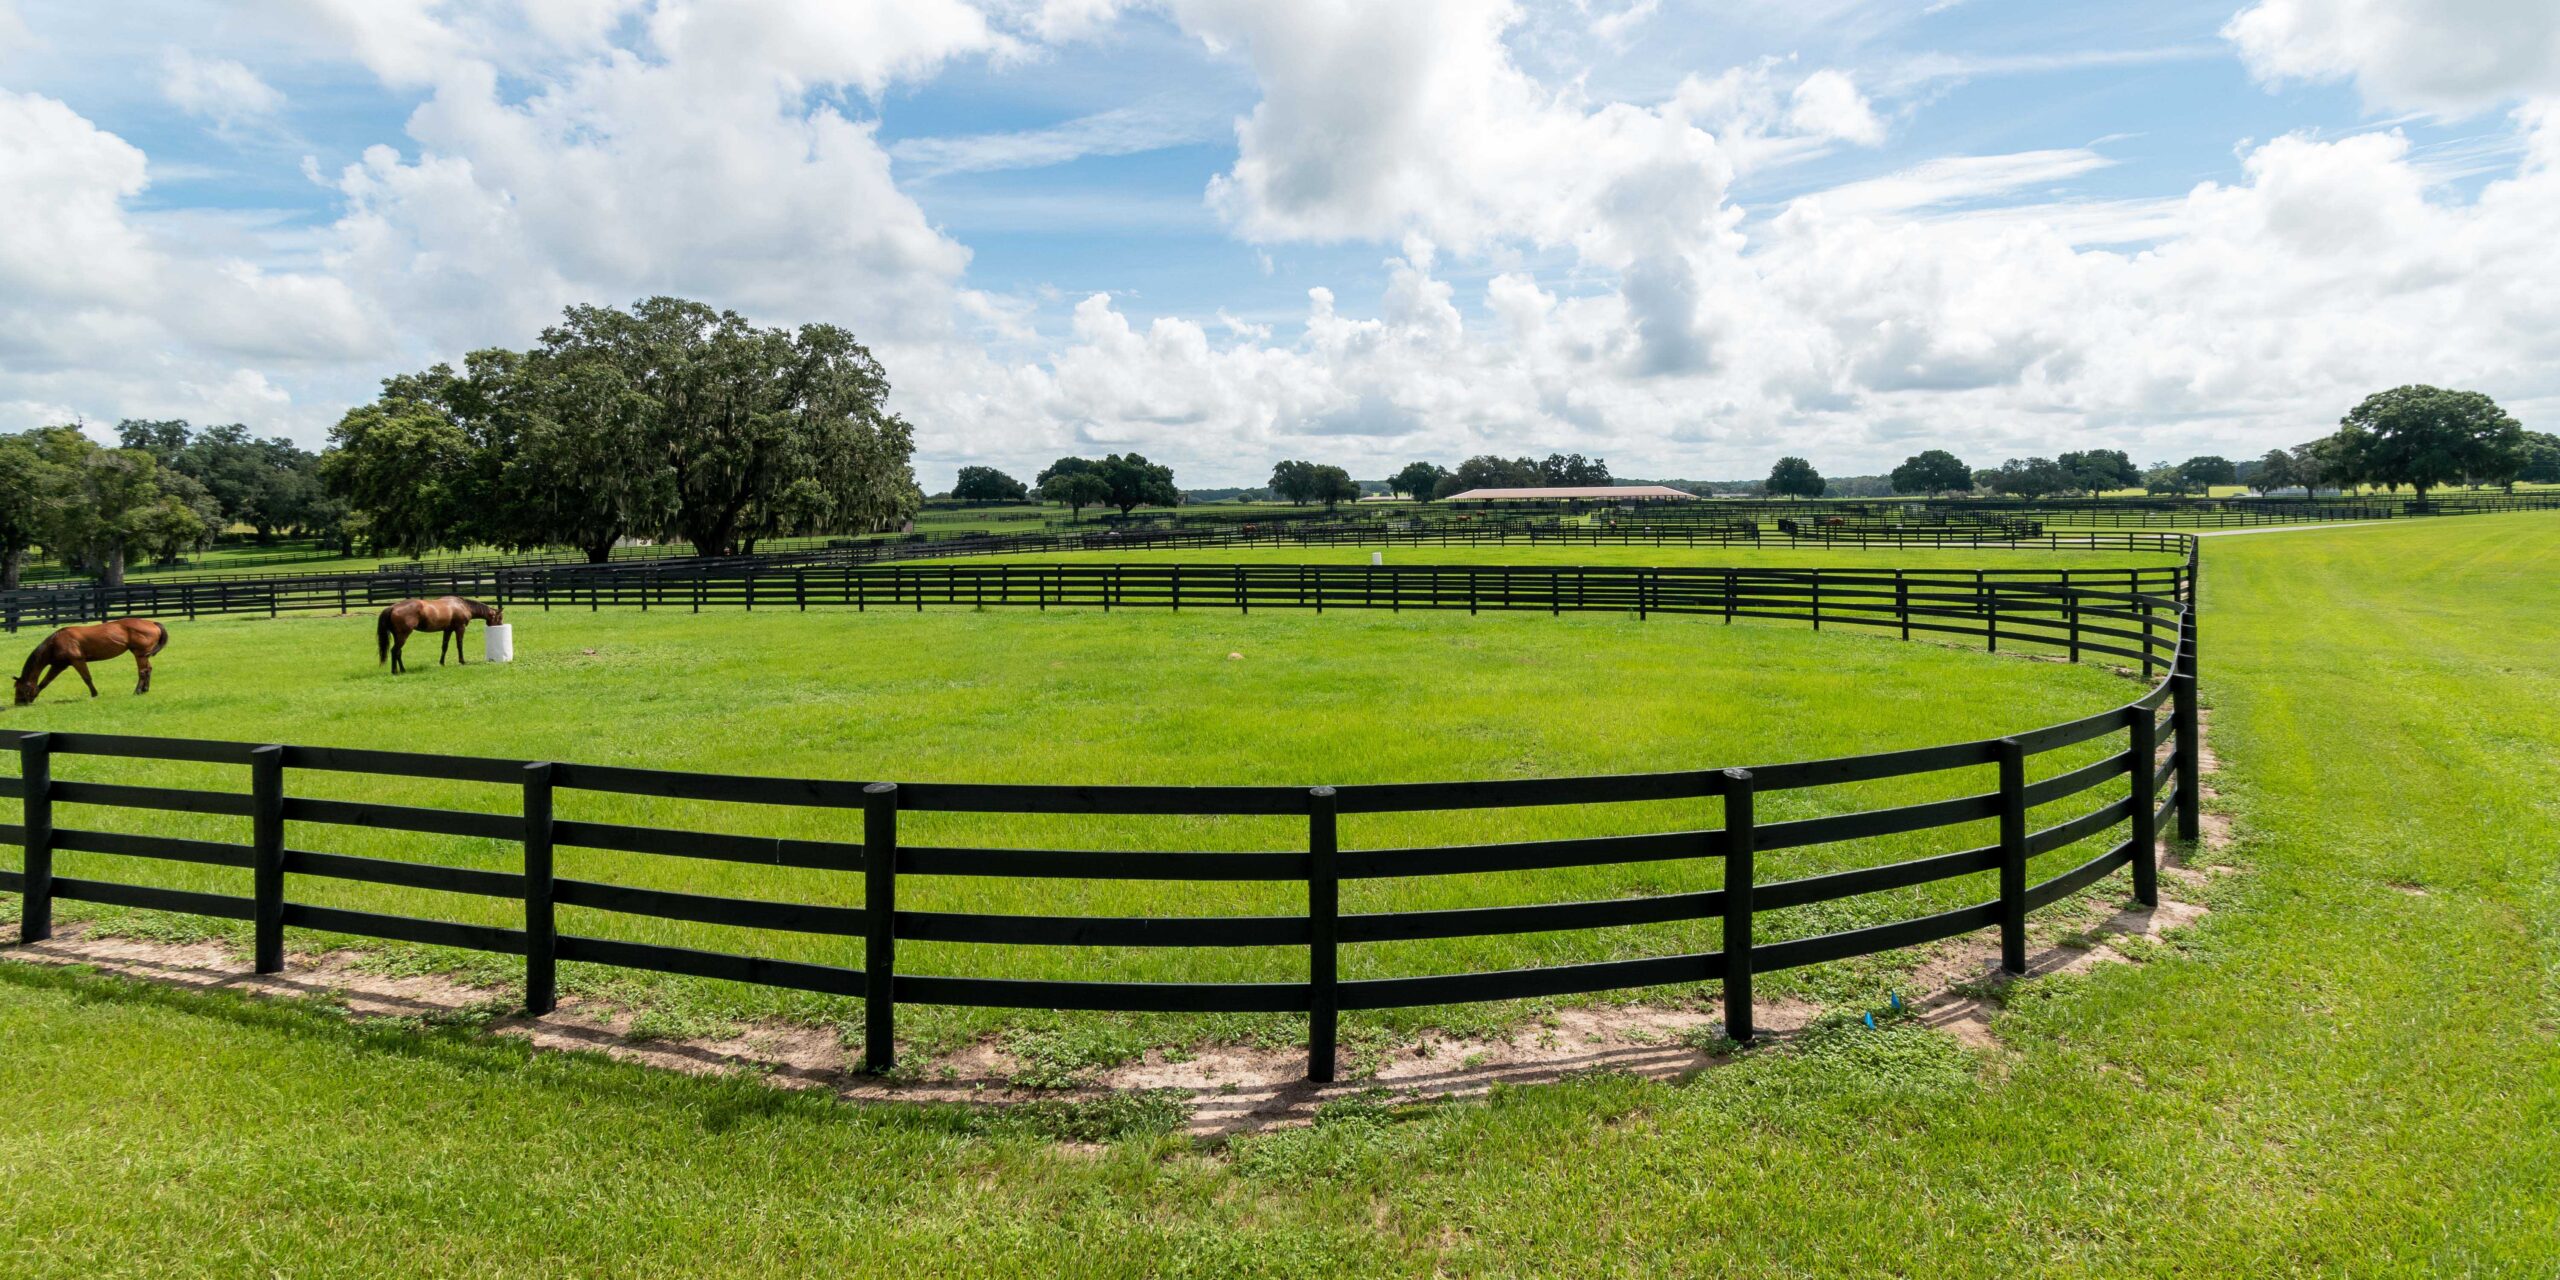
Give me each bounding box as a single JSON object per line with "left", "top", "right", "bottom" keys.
{"left": 3, "top": 545, "right": 2199, "bottom": 1081}
{"left": 3, "top": 529, "right": 2193, "bottom": 634}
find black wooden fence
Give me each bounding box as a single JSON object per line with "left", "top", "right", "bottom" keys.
{"left": 1, "top": 552, "right": 2199, "bottom": 1081}
{"left": 2, "top": 529, "right": 2194, "bottom": 635}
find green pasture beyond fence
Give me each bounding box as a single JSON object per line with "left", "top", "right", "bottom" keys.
{"left": 1, "top": 545, "right": 2199, "bottom": 1081}
{"left": 1, "top": 526, "right": 2192, "bottom": 634}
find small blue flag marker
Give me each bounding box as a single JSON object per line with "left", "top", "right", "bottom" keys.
{"left": 1890, "top": 992, "right": 1904, "bottom": 1013}
{"left": 1863, "top": 1012, "right": 1877, "bottom": 1029}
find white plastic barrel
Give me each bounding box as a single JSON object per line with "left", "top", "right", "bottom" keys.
{"left": 1371, "top": 551, "right": 1383, "bottom": 566}
{"left": 483, "top": 623, "right": 514, "bottom": 663}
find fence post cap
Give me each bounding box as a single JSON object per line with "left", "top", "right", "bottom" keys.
{"left": 1308, "top": 784, "right": 1336, "bottom": 799}
{"left": 1720, "top": 766, "right": 1752, "bottom": 782}
{"left": 250, "top": 743, "right": 284, "bottom": 758}
{"left": 863, "top": 780, "right": 898, "bottom": 796}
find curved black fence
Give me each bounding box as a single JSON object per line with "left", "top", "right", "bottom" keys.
{"left": 2, "top": 545, "right": 2200, "bottom": 1081}
{"left": 2, "top": 528, "right": 2194, "bottom": 634}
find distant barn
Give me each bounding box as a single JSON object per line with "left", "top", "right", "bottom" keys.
{"left": 1438, "top": 485, "right": 1700, "bottom": 502}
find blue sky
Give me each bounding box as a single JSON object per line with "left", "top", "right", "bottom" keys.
{"left": 3, "top": 0, "right": 2555, "bottom": 487}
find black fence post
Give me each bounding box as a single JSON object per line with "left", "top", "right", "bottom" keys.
{"left": 1997, "top": 738, "right": 2028, "bottom": 974}
{"left": 2127, "top": 705, "right": 2159, "bottom": 908}
{"left": 17, "top": 733, "right": 51, "bottom": 943}
{"left": 523, "top": 762, "right": 557, "bottom": 1014}
{"left": 2174, "top": 662, "right": 2202, "bottom": 844}
{"left": 1896, "top": 571, "right": 1909, "bottom": 641}
{"left": 1307, "top": 785, "right": 1339, "bottom": 1082}
{"left": 863, "top": 781, "right": 900, "bottom": 1073}
{"left": 1720, "top": 768, "right": 1755, "bottom": 1042}
{"left": 250, "top": 745, "right": 286, "bottom": 973}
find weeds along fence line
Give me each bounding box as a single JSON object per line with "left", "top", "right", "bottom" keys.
{"left": 0, "top": 554, "right": 2200, "bottom": 1081}
{"left": 1, "top": 529, "right": 2194, "bottom": 634}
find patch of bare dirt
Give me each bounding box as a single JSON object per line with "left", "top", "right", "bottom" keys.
{"left": 1917, "top": 707, "right": 2233, "bottom": 1048}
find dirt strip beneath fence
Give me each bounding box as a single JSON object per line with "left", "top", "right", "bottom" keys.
{"left": 0, "top": 720, "right": 2233, "bottom": 1140}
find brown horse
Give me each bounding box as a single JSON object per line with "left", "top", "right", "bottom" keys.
{"left": 14, "top": 618, "right": 169, "bottom": 706}
{"left": 378, "top": 597, "right": 504, "bottom": 674}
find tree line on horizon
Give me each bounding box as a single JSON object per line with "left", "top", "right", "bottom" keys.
{"left": 0, "top": 421, "right": 336, "bottom": 588}
{"left": 947, "top": 386, "right": 2548, "bottom": 509}
{"left": 3, "top": 297, "right": 924, "bottom": 588}
{"left": 13, "top": 328, "right": 2553, "bottom": 592}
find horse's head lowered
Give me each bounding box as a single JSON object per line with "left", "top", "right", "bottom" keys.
{"left": 485, "top": 603, "right": 506, "bottom": 627}
{"left": 10, "top": 674, "right": 35, "bottom": 706}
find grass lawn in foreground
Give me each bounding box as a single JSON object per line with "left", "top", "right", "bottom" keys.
{"left": 2, "top": 513, "right": 2555, "bottom": 1275}
{"left": 1, "top": 603, "right": 2135, "bottom": 1040}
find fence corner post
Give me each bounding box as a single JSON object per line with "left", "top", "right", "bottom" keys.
{"left": 2127, "top": 706, "right": 2159, "bottom": 908}
{"left": 522, "top": 762, "right": 557, "bottom": 1014}
{"left": 1719, "top": 767, "right": 1755, "bottom": 1043}
{"left": 250, "top": 744, "right": 286, "bottom": 973}
{"left": 1997, "top": 737, "right": 2028, "bottom": 974}
{"left": 1307, "top": 785, "right": 1340, "bottom": 1082}
{"left": 17, "top": 732, "right": 52, "bottom": 944}
{"left": 862, "top": 781, "right": 900, "bottom": 1074}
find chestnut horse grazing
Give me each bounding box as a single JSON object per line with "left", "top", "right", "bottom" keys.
{"left": 14, "top": 618, "right": 169, "bottom": 706}
{"left": 378, "top": 596, "right": 504, "bottom": 674}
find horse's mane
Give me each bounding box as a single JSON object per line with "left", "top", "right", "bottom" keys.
{"left": 18, "top": 633, "right": 55, "bottom": 684}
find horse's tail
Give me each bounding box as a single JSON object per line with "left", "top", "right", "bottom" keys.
{"left": 148, "top": 623, "right": 171, "bottom": 657}
{"left": 377, "top": 609, "right": 392, "bottom": 664}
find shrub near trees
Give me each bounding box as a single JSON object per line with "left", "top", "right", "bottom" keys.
{"left": 0, "top": 426, "right": 213, "bottom": 586}
{"left": 2058, "top": 449, "right": 2140, "bottom": 495}
{"left": 1036, "top": 453, "right": 1179, "bottom": 518}
{"left": 950, "top": 466, "right": 1029, "bottom": 502}
{"left": 2280, "top": 386, "right": 2529, "bottom": 497}
{"left": 2520, "top": 431, "right": 2560, "bottom": 484}
{"left": 1267, "top": 460, "right": 1358, "bottom": 508}
{"left": 2338, "top": 385, "right": 2525, "bottom": 498}
{"left": 1983, "top": 457, "right": 2072, "bottom": 499}
{"left": 324, "top": 297, "right": 922, "bottom": 560}
{"left": 1766, "top": 456, "right": 1824, "bottom": 498}
{"left": 1388, "top": 461, "right": 1449, "bottom": 502}
{"left": 2249, "top": 448, "right": 2309, "bottom": 495}
{"left": 1417, "top": 453, "right": 1613, "bottom": 499}
{"left": 1889, "top": 449, "right": 1971, "bottom": 496}
{"left": 118, "top": 420, "right": 332, "bottom": 543}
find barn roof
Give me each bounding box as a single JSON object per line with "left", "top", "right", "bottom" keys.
{"left": 1439, "top": 485, "right": 1700, "bottom": 501}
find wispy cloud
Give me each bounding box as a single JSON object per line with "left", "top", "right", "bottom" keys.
{"left": 890, "top": 97, "right": 1226, "bottom": 179}
{"left": 1878, "top": 42, "right": 2226, "bottom": 93}
{"left": 160, "top": 47, "right": 284, "bottom": 130}
{"left": 1792, "top": 148, "right": 2118, "bottom": 215}
{"left": 1924, "top": 196, "right": 2192, "bottom": 246}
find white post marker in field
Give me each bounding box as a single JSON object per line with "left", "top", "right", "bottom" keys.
{"left": 1371, "top": 552, "right": 1382, "bottom": 566}
{"left": 484, "top": 623, "right": 515, "bottom": 663}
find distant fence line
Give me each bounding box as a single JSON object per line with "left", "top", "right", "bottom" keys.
{"left": 1625, "top": 490, "right": 2560, "bottom": 529}
{"left": 2, "top": 527, "right": 2194, "bottom": 635}
{"left": 2, "top": 543, "right": 2200, "bottom": 1081}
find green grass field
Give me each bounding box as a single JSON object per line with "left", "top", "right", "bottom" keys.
{"left": 3, "top": 514, "right": 2557, "bottom": 1275}
{"left": 0, "top": 595, "right": 2138, "bottom": 1042}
